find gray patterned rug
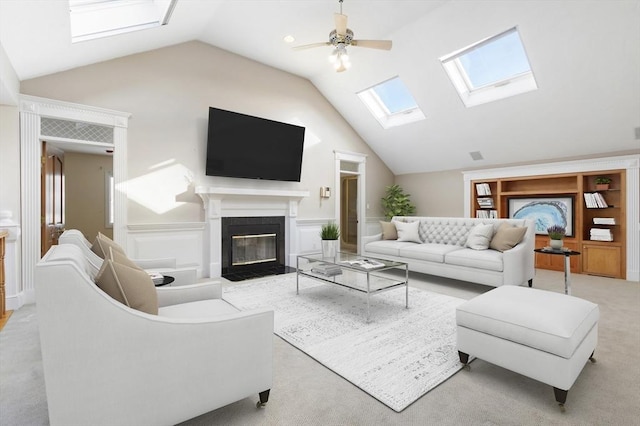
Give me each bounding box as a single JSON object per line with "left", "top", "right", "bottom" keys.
{"left": 223, "top": 273, "right": 466, "bottom": 412}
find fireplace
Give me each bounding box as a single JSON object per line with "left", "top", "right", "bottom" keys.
{"left": 221, "top": 216, "right": 293, "bottom": 281}
{"left": 196, "top": 186, "right": 310, "bottom": 279}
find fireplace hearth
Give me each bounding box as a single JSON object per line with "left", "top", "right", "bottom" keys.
{"left": 221, "top": 216, "right": 295, "bottom": 281}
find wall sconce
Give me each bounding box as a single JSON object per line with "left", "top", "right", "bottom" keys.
{"left": 320, "top": 187, "right": 331, "bottom": 198}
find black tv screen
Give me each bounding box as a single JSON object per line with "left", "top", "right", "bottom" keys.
{"left": 205, "top": 107, "right": 305, "bottom": 182}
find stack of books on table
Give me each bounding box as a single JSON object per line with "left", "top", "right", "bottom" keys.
{"left": 148, "top": 272, "right": 164, "bottom": 285}
{"left": 590, "top": 228, "right": 613, "bottom": 241}
{"left": 311, "top": 263, "right": 343, "bottom": 276}
{"left": 593, "top": 217, "right": 616, "bottom": 225}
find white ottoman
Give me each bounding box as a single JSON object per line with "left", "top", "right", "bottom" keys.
{"left": 456, "top": 286, "right": 599, "bottom": 407}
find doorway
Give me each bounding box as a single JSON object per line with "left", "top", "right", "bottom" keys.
{"left": 334, "top": 150, "right": 366, "bottom": 254}
{"left": 40, "top": 142, "right": 65, "bottom": 256}
{"left": 19, "top": 96, "right": 129, "bottom": 306}
{"left": 340, "top": 175, "right": 358, "bottom": 253}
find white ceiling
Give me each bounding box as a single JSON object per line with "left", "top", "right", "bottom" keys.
{"left": 1, "top": 0, "right": 639, "bottom": 173}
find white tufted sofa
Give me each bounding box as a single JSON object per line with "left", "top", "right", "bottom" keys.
{"left": 362, "top": 216, "right": 535, "bottom": 287}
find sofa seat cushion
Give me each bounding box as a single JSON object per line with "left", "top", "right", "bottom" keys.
{"left": 445, "top": 248, "right": 504, "bottom": 272}
{"left": 456, "top": 286, "right": 599, "bottom": 359}
{"left": 365, "top": 241, "right": 418, "bottom": 257}
{"left": 158, "top": 299, "right": 239, "bottom": 319}
{"left": 398, "top": 243, "right": 463, "bottom": 263}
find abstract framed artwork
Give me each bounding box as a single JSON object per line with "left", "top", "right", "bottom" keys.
{"left": 508, "top": 196, "right": 574, "bottom": 236}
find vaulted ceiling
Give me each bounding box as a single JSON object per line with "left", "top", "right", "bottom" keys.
{"left": 1, "top": 0, "right": 638, "bottom": 174}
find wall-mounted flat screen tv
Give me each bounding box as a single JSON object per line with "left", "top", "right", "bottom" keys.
{"left": 205, "top": 107, "right": 305, "bottom": 182}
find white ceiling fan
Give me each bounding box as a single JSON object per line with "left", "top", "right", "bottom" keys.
{"left": 293, "top": 0, "right": 393, "bottom": 72}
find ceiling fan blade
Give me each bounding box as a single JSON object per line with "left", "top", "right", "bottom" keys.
{"left": 292, "top": 42, "right": 331, "bottom": 51}
{"left": 351, "top": 39, "right": 392, "bottom": 50}
{"left": 334, "top": 13, "right": 348, "bottom": 36}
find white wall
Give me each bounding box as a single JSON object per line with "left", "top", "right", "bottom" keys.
{"left": 395, "top": 170, "right": 465, "bottom": 217}
{"left": 19, "top": 41, "right": 394, "bottom": 225}
{"left": 0, "top": 105, "right": 20, "bottom": 216}
{"left": 65, "top": 152, "right": 114, "bottom": 240}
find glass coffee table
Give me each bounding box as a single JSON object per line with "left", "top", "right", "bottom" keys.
{"left": 296, "top": 252, "right": 409, "bottom": 322}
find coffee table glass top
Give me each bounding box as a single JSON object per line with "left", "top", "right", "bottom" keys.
{"left": 298, "top": 251, "right": 406, "bottom": 271}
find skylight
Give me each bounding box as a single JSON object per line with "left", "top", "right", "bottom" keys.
{"left": 69, "top": 0, "right": 177, "bottom": 43}
{"left": 357, "top": 76, "right": 425, "bottom": 129}
{"left": 440, "top": 27, "right": 537, "bottom": 107}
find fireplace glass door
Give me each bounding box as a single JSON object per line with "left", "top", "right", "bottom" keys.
{"left": 231, "top": 233, "right": 277, "bottom": 266}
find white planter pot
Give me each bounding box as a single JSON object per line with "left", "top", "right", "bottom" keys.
{"left": 549, "top": 239, "right": 563, "bottom": 249}
{"left": 321, "top": 240, "right": 338, "bottom": 258}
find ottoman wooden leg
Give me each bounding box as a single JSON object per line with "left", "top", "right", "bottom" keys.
{"left": 458, "top": 351, "right": 469, "bottom": 364}
{"left": 553, "top": 387, "right": 568, "bottom": 406}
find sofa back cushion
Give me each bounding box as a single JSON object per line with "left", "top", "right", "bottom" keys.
{"left": 392, "top": 217, "right": 530, "bottom": 248}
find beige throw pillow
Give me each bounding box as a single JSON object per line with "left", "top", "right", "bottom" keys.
{"left": 379, "top": 221, "right": 398, "bottom": 240}
{"left": 91, "top": 232, "right": 125, "bottom": 259}
{"left": 465, "top": 224, "right": 494, "bottom": 250}
{"left": 489, "top": 223, "right": 527, "bottom": 252}
{"left": 96, "top": 259, "right": 158, "bottom": 315}
{"left": 108, "top": 247, "right": 143, "bottom": 271}
{"left": 393, "top": 220, "right": 422, "bottom": 243}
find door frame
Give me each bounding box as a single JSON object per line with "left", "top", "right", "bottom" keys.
{"left": 334, "top": 150, "right": 366, "bottom": 254}
{"left": 19, "top": 95, "right": 130, "bottom": 304}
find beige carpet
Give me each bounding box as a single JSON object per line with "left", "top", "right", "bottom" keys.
{"left": 1, "top": 269, "right": 639, "bottom": 426}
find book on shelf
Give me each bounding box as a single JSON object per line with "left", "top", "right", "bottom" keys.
{"left": 476, "top": 210, "right": 498, "bottom": 219}
{"left": 476, "top": 197, "right": 495, "bottom": 208}
{"left": 589, "top": 228, "right": 613, "bottom": 241}
{"left": 593, "top": 217, "right": 616, "bottom": 225}
{"left": 310, "top": 263, "right": 343, "bottom": 276}
{"left": 583, "top": 192, "right": 608, "bottom": 208}
{"left": 475, "top": 183, "right": 492, "bottom": 196}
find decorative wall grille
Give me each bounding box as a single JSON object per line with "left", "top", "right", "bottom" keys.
{"left": 41, "top": 117, "right": 114, "bottom": 143}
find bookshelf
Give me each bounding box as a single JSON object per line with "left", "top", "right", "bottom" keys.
{"left": 473, "top": 181, "right": 498, "bottom": 219}
{"left": 470, "top": 169, "right": 627, "bottom": 278}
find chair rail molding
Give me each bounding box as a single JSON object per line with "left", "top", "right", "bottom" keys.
{"left": 462, "top": 154, "right": 640, "bottom": 282}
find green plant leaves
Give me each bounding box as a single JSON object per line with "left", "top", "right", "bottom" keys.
{"left": 381, "top": 184, "right": 416, "bottom": 220}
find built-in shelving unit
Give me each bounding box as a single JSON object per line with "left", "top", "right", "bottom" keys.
{"left": 470, "top": 169, "right": 627, "bottom": 278}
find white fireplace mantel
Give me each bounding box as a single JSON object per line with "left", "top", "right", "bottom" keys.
{"left": 195, "top": 186, "right": 310, "bottom": 200}
{"left": 195, "top": 186, "right": 310, "bottom": 277}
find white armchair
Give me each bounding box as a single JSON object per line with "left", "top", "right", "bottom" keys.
{"left": 58, "top": 229, "right": 197, "bottom": 285}
{"left": 36, "top": 244, "right": 273, "bottom": 426}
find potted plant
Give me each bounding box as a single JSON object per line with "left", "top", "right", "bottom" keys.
{"left": 595, "top": 176, "right": 612, "bottom": 190}
{"left": 320, "top": 221, "right": 340, "bottom": 258}
{"left": 547, "top": 225, "right": 566, "bottom": 250}
{"left": 381, "top": 184, "right": 416, "bottom": 220}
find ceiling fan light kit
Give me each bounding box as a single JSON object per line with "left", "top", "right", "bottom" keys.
{"left": 294, "top": 0, "right": 392, "bottom": 73}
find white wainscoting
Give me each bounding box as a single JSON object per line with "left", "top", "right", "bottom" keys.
{"left": 126, "top": 223, "right": 205, "bottom": 277}
{"left": 125, "top": 217, "right": 387, "bottom": 279}
{"left": 297, "top": 217, "right": 385, "bottom": 256}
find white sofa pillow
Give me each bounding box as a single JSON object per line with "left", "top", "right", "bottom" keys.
{"left": 393, "top": 220, "right": 422, "bottom": 243}
{"left": 465, "top": 223, "right": 495, "bottom": 250}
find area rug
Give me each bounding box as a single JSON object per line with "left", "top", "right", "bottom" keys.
{"left": 223, "top": 273, "right": 467, "bottom": 412}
